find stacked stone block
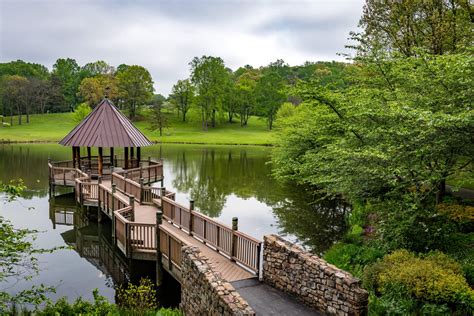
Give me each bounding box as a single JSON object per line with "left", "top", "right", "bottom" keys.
{"left": 180, "top": 246, "right": 255, "bottom": 316}
{"left": 263, "top": 235, "right": 368, "bottom": 315}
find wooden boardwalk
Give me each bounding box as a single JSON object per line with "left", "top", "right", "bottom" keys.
{"left": 48, "top": 159, "right": 260, "bottom": 284}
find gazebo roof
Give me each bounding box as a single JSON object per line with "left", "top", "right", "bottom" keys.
{"left": 59, "top": 99, "right": 153, "bottom": 148}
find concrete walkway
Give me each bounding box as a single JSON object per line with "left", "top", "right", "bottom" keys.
{"left": 232, "top": 279, "right": 322, "bottom": 315}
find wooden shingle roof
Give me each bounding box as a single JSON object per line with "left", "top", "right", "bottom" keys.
{"left": 59, "top": 99, "right": 153, "bottom": 148}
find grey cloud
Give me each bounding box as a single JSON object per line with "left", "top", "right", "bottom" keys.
{"left": 0, "top": 0, "right": 364, "bottom": 95}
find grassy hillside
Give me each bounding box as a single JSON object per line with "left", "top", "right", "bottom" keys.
{"left": 0, "top": 111, "right": 275, "bottom": 145}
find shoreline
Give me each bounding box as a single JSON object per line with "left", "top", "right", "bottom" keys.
{"left": 0, "top": 139, "right": 274, "bottom": 147}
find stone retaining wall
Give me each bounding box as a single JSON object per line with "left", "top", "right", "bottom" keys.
{"left": 180, "top": 246, "right": 255, "bottom": 316}
{"left": 263, "top": 235, "right": 368, "bottom": 315}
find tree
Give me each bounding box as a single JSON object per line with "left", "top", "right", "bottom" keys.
{"left": 189, "top": 56, "right": 228, "bottom": 130}
{"left": 77, "top": 77, "right": 102, "bottom": 107}
{"left": 0, "top": 181, "right": 56, "bottom": 311}
{"left": 352, "top": 0, "right": 473, "bottom": 57}
{"left": 170, "top": 79, "right": 194, "bottom": 122}
{"left": 116, "top": 65, "right": 154, "bottom": 120}
{"left": 28, "top": 78, "right": 50, "bottom": 114}
{"left": 150, "top": 95, "right": 169, "bottom": 136}
{"left": 236, "top": 68, "right": 260, "bottom": 127}
{"left": 222, "top": 69, "right": 239, "bottom": 124}
{"left": 82, "top": 60, "right": 115, "bottom": 77}
{"left": 52, "top": 58, "right": 81, "bottom": 110}
{"left": 73, "top": 102, "right": 92, "bottom": 123}
{"left": 1, "top": 75, "right": 29, "bottom": 125}
{"left": 0, "top": 60, "right": 49, "bottom": 80}
{"left": 255, "top": 70, "right": 286, "bottom": 130}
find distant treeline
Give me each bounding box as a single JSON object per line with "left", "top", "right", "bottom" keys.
{"left": 0, "top": 57, "right": 352, "bottom": 128}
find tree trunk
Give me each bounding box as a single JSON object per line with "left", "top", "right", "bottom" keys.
{"left": 211, "top": 109, "right": 216, "bottom": 127}
{"left": 436, "top": 179, "right": 446, "bottom": 204}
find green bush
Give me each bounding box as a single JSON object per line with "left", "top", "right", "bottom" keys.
{"left": 116, "top": 278, "right": 158, "bottom": 313}
{"left": 324, "top": 242, "right": 384, "bottom": 277}
{"left": 365, "top": 250, "right": 474, "bottom": 313}
{"left": 73, "top": 103, "right": 92, "bottom": 123}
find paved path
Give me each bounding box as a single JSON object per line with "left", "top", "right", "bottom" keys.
{"left": 232, "top": 279, "right": 322, "bottom": 316}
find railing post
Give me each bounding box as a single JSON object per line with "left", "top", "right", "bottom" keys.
{"left": 257, "top": 242, "right": 262, "bottom": 280}
{"left": 139, "top": 178, "right": 144, "bottom": 203}
{"left": 97, "top": 177, "right": 102, "bottom": 222}
{"left": 189, "top": 200, "right": 194, "bottom": 236}
{"left": 129, "top": 196, "right": 135, "bottom": 222}
{"left": 112, "top": 184, "right": 117, "bottom": 244}
{"left": 160, "top": 187, "right": 166, "bottom": 198}
{"left": 156, "top": 209, "right": 163, "bottom": 286}
{"left": 80, "top": 182, "right": 84, "bottom": 205}
{"left": 124, "top": 171, "right": 128, "bottom": 193}
{"left": 231, "top": 217, "right": 238, "bottom": 261}
{"left": 114, "top": 155, "right": 118, "bottom": 167}
{"left": 48, "top": 158, "right": 52, "bottom": 184}
{"left": 168, "top": 234, "right": 172, "bottom": 271}
{"left": 63, "top": 168, "right": 66, "bottom": 186}
{"left": 139, "top": 162, "right": 143, "bottom": 181}
{"left": 125, "top": 222, "right": 131, "bottom": 258}
{"left": 111, "top": 166, "right": 114, "bottom": 185}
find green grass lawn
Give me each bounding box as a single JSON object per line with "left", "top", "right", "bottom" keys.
{"left": 0, "top": 111, "right": 275, "bottom": 145}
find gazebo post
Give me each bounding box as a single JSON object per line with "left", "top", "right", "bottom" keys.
{"left": 124, "top": 147, "right": 129, "bottom": 169}
{"left": 131, "top": 147, "right": 135, "bottom": 167}
{"left": 77, "top": 147, "right": 81, "bottom": 169}
{"left": 110, "top": 147, "right": 114, "bottom": 166}
{"left": 87, "top": 147, "right": 91, "bottom": 169}
{"left": 137, "top": 147, "right": 141, "bottom": 165}
{"left": 72, "top": 147, "right": 76, "bottom": 168}
{"left": 98, "top": 147, "right": 103, "bottom": 177}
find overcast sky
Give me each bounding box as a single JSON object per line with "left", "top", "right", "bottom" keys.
{"left": 0, "top": 0, "right": 364, "bottom": 95}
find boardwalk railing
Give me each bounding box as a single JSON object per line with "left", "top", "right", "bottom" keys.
{"left": 98, "top": 184, "right": 129, "bottom": 218}
{"left": 49, "top": 157, "right": 262, "bottom": 276}
{"left": 49, "top": 162, "right": 88, "bottom": 186}
{"left": 160, "top": 225, "right": 186, "bottom": 276}
{"left": 161, "top": 196, "right": 261, "bottom": 274}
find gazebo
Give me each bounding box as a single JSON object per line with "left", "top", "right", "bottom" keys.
{"left": 59, "top": 98, "right": 153, "bottom": 177}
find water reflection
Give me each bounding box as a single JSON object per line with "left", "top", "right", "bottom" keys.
{"left": 49, "top": 194, "right": 130, "bottom": 286}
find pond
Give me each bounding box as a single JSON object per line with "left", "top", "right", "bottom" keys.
{"left": 0, "top": 143, "right": 349, "bottom": 305}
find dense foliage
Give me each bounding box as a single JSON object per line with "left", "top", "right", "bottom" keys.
{"left": 365, "top": 250, "right": 474, "bottom": 314}
{"left": 272, "top": 0, "right": 473, "bottom": 313}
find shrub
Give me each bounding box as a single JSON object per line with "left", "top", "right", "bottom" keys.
{"left": 38, "top": 289, "right": 118, "bottom": 315}
{"left": 116, "top": 278, "right": 158, "bottom": 313}
{"left": 73, "top": 103, "right": 92, "bottom": 123}
{"left": 436, "top": 202, "right": 474, "bottom": 224}
{"left": 324, "top": 242, "right": 384, "bottom": 277}
{"left": 364, "top": 250, "right": 474, "bottom": 312}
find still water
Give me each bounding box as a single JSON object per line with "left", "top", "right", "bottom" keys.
{"left": 0, "top": 144, "right": 348, "bottom": 304}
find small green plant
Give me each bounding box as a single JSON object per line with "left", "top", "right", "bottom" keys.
{"left": 73, "top": 103, "right": 92, "bottom": 123}
{"left": 116, "top": 278, "right": 158, "bottom": 313}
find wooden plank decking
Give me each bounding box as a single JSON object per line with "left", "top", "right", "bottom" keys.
{"left": 105, "top": 180, "right": 255, "bottom": 282}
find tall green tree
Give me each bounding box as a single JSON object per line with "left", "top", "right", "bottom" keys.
{"left": 52, "top": 58, "right": 81, "bottom": 110}
{"left": 235, "top": 68, "right": 260, "bottom": 127}
{"left": 352, "top": 0, "right": 473, "bottom": 57}
{"left": 116, "top": 65, "right": 154, "bottom": 120}
{"left": 82, "top": 60, "right": 115, "bottom": 77}
{"left": 189, "top": 56, "right": 228, "bottom": 130}
{"left": 255, "top": 70, "right": 286, "bottom": 130}
{"left": 170, "top": 79, "right": 194, "bottom": 122}
{"left": 1, "top": 75, "right": 29, "bottom": 125}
